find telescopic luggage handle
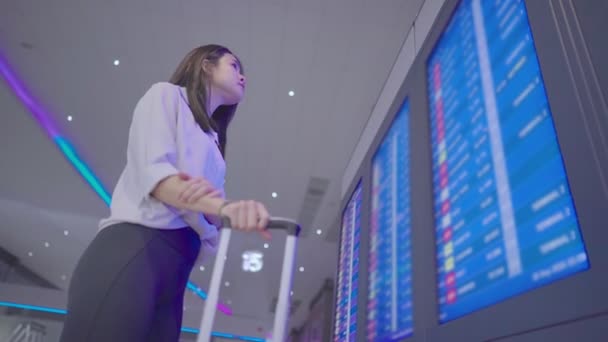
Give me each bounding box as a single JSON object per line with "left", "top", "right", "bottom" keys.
{"left": 221, "top": 217, "right": 301, "bottom": 236}
{"left": 197, "top": 217, "right": 301, "bottom": 342}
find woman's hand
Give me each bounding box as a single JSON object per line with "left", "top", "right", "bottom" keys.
{"left": 219, "top": 200, "right": 271, "bottom": 240}
{"left": 177, "top": 172, "right": 223, "bottom": 204}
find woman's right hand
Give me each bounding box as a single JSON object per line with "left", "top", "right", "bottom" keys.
{"left": 219, "top": 200, "right": 272, "bottom": 240}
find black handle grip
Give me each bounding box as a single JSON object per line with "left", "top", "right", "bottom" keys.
{"left": 221, "top": 216, "right": 301, "bottom": 236}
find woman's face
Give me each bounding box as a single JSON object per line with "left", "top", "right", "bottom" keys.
{"left": 209, "top": 53, "right": 246, "bottom": 105}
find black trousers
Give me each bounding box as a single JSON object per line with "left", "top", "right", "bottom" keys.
{"left": 59, "top": 222, "right": 201, "bottom": 342}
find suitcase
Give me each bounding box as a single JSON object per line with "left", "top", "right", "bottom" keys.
{"left": 196, "top": 217, "right": 301, "bottom": 342}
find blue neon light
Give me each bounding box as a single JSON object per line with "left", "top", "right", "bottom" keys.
{"left": 54, "top": 137, "right": 111, "bottom": 206}
{"left": 239, "top": 337, "right": 267, "bottom": 342}
{"left": 187, "top": 282, "right": 208, "bottom": 300}
{"left": 0, "top": 301, "right": 67, "bottom": 315}
{"left": 0, "top": 302, "right": 265, "bottom": 341}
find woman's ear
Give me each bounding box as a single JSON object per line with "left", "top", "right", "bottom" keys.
{"left": 202, "top": 59, "right": 214, "bottom": 75}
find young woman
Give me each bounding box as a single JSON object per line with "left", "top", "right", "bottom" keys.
{"left": 60, "top": 45, "right": 271, "bottom": 342}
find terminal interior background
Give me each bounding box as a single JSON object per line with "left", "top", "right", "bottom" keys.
{"left": 1, "top": 0, "right": 607, "bottom": 341}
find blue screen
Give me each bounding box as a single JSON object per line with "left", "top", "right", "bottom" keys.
{"left": 334, "top": 181, "right": 362, "bottom": 342}
{"left": 368, "top": 101, "right": 414, "bottom": 341}
{"left": 427, "top": 0, "right": 590, "bottom": 323}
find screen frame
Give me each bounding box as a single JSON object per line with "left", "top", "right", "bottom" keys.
{"left": 367, "top": 96, "right": 416, "bottom": 341}
{"left": 336, "top": 0, "right": 608, "bottom": 340}
{"left": 358, "top": 51, "right": 438, "bottom": 341}
{"left": 416, "top": 0, "right": 608, "bottom": 340}
{"left": 331, "top": 178, "right": 364, "bottom": 342}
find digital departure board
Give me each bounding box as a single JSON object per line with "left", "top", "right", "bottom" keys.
{"left": 368, "top": 101, "right": 414, "bottom": 341}
{"left": 427, "top": 0, "right": 589, "bottom": 323}
{"left": 334, "top": 182, "right": 362, "bottom": 341}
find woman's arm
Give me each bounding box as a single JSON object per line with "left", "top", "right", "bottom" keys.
{"left": 126, "top": 83, "right": 230, "bottom": 228}
{"left": 153, "top": 174, "right": 271, "bottom": 239}
{"left": 151, "top": 174, "right": 225, "bottom": 218}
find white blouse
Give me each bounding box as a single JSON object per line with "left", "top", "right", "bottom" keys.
{"left": 99, "top": 82, "right": 226, "bottom": 261}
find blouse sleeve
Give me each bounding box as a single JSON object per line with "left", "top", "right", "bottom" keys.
{"left": 126, "top": 82, "right": 180, "bottom": 203}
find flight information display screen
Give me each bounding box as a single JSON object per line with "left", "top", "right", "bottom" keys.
{"left": 334, "top": 181, "right": 362, "bottom": 342}
{"left": 427, "top": 0, "right": 589, "bottom": 323}
{"left": 368, "top": 100, "right": 414, "bottom": 341}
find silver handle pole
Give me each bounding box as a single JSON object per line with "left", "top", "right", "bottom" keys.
{"left": 272, "top": 235, "right": 297, "bottom": 342}
{"left": 197, "top": 228, "right": 232, "bottom": 342}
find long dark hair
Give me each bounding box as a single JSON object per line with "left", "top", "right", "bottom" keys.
{"left": 169, "top": 44, "right": 243, "bottom": 157}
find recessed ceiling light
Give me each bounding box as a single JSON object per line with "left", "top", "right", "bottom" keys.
{"left": 226, "top": 299, "right": 232, "bottom": 305}
{"left": 272, "top": 192, "right": 278, "bottom": 198}
{"left": 113, "top": 59, "right": 120, "bottom": 66}
{"left": 44, "top": 242, "right": 50, "bottom": 248}
{"left": 288, "top": 91, "right": 295, "bottom": 97}
{"left": 61, "top": 275, "right": 67, "bottom": 281}
{"left": 299, "top": 266, "right": 304, "bottom": 272}
{"left": 290, "top": 291, "right": 294, "bottom": 296}
{"left": 225, "top": 281, "right": 230, "bottom": 287}
{"left": 264, "top": 243, "right": 269, "bottom": 249}
{"left": 316, "top": 229, "right": 322, "bottom": 235}
{"left": 199, "top": 266, "right": 205, "bottom": 272}
{"left": 67, "top": 115, "right": 73, "bottom": 122}
{"left": 28, "top": 252, "right": 33, "bottom": 257}
{"left": 64, "top": 230, "right": 69, "bottom": 236}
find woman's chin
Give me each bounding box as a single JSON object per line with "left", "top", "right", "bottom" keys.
{"left": 228, "top": 93, "right": 244, "bottom": 105}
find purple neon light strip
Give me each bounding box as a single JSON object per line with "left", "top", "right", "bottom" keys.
{"left": 0, "top": 53, "right": 60, "bottom": 138}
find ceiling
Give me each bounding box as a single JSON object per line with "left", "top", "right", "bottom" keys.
{"left": 0, "top": 0, "right": 425, "bottom": 337}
